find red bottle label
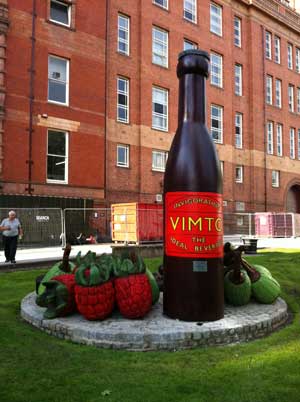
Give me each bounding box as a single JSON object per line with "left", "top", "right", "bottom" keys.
{"left": 165, "top": 192, "right": 223, "bottom": 258}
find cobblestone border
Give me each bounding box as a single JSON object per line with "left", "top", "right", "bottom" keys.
{"left": 21, "top": 292, "right": 289, "bottom": 351}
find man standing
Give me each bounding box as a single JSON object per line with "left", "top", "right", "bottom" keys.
{"left": 0, "top": 211, "right": 23, "bottom": 264}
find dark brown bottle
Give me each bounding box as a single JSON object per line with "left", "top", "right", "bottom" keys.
{"left": 163, "top": 49, "right": 224, "bottom": 322}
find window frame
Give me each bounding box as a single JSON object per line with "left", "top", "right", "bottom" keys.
{"left": 152, "top": 0, "right": 168, "bottom": 10}
{"left": 183, "top": 0, "right": 197, "bottom": 24}
{"left": 266, "top": 75, "right": 273, "bottom": 105}
{"left": 234, "top": 16, "right": 241, "bottom": 48}
{"left": 288, "top": 84, "right": 295, "bottom": 112}
{"left": 298, "top": 129, "right": 300, "bottom": 160}
{"left": 49, "top": 0, "right": 71, "bottom": 27}
{"left": 48, "top": 55, "right": 69, "bottom": 106}
{"left": 46, "top": 129, "right": 69, "bottom": 184}
{"left": 210, "top": 52, "right": 223, "bottom": 88}
{"left": 265, "top": 31, "right": 272, "bottom": 60}
{"left": 235, "top": 112, "right": 243, "bottom": 149}
{"left": 210, "top": 104, "right": 223, "bottom": 144}
{"left": 152, "top": 150, "right": 168, "bottom": 172}
{"left": 271, "top": 170, "right": 280, "bottom": 188}
{"left": 290, "top": 127, "right": 295, "bottom": 159}
{"left": 152, "top": 26, "right": 169, "bottom": 68}
{"left": 152, "top": 86, "right": 168, "bottom": 132}
{"left": 267, "top": 121, "right": 274, "bottom": 155}
{"left": 116, "top": 144, "right": 130, "bottom": 168}
{"left": 276, "top": 123, "right": 283, "bottom": 157}
{"left": 287, "top": 43, "right": 293, "bottom": 70}
{"left": 117, "top": 76, "right": 129, "bottom": 124}
{"left": 183, "top": 39, "right": 197, "bottom": 50}
{"left": 118, "top": 14, "right": 130, "bottom": 56}
{"left": 274, "top": 36, "right": 281, "bottom": 64}
{"left": 210, "top": 2, "right": 222, "bottom": 37}
{"left": 235, "top": 165, "right": 243, "bottom": 184}
{"left": 235, "top": 64, "right": 242, "bottom": 96}
{"left": 296, "top": 47, "right": 300, "bottom": 73}
{"left": 275, "top": 78, "right": 282, "bottom": 108}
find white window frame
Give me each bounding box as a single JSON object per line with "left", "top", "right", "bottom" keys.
{"left": 298, "top": 129, "right": 300, "bottom": 160}
{"left": 290, "top": 128, "right": 295, "bottom": 159}
{"left": 184, "top": 0, "right": 197, "bottom": 23}
{"left": 118, "top": 14, "right": 130, "bottom": 56}
{"left": 276, "top": 124, "right": 283, "bottom": 157}
{"left": 152, "top": 0, "right": 168, "bottom": 10}
{"left": 47, "top": 130, "right": 69, "bottom": 184}
{"left": 48, "top": 55, "right": 69, "bottom": 106}
{"left": 288, "top": 84, "right": 294, "bottom": 112}
{"left": 152, "top": 150, "right": 168, "bottom": 172}
{"left": 235, "top": 165, "right": 243, "bottom": 183}
{"left": 235, "top": 112, "right": 243, "bottom": 149}
{"left": 50, "top": 0, "right": 71, "bottom": 27}
{"left": 235, "top": 64, "right": 242, "bottom": 96}
{"left": 152, "top": 86, "right": 168, "bottom": 132}
{"left": 265, "top": 31, "right": 272, "bottom": 60}
{"left": 184, "top": 39, "right": 197, "bottom": 50}
{"left": 220, "top": 161, "right": 224, "bottom": 176}
{"left": 152, "top": 26, "right": 168, "bottom": 68}
{"left": 210, "top": 52, "right": 223, "bottom": 88}
{"left": 210, "top": 2, "right": 222, "bottom": 36}
{"left": 275, "top": 79, "right": 282, "bottom": 108}
{"left": 297, "top": 87, "right": 300, "bottom": 114}
{"left": 267, "top": 121, "right": 274, "bottom": 155}
{"left": 288, "top": 43, "right": 293, "bottom": 69}
{"left": 266, "top": 75, "right": 273, "bottom": 105}
{"left": 296, "top": 48, "right": 300, "bottom": 73}
{"left": 117, "top": 144, "right": 129, "bottom": 168}
{"left": 274, "top": 36, "right": 281, "bottom": 64}
{"left": 234, "top": 16, "right": 241, "bottom": 47}
{"left": 272, "top": 170, "right": 280, "bottom": 188}
{"left": 210, "top": 104, "right": 223, "bottom": 144}
{"left": 117, "top": 77, "right": 129, "bottom": 124}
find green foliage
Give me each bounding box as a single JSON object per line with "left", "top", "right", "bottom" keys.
{"left": 1, "top": 250, "right": 300, "bottom": 402}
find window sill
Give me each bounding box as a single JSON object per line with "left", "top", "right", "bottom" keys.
{"left": 153, "top": 3, "right": 169, "bottom": 13}
{"left": 152, "top": 168, "right": 165, "bottom": 173}
{"left": 210, "top": 30, "right": 223, "bottom": 38}
{"left": 152, "top": 126, "right": 168, "bottom": 133}
{"left": 116, "top": 164, "right": 130, "bottom": 169}
{"left": 117, "top": 51, "right": 131, "bottom": 58}
{"left": 116, "top": 119, "right": 130, "bottom": 125}
{"left": 47, "top": 180, "right": 68, "bottom": 185}
{"left": 46, "top": 19, "right": 75, "bottom": 31}
{"left": 235, "top": 181, "right": 243, "bottom": 184}
{"left": 48, "top": 100, "right": 69, "bottom": 108}
{"left": 210, "top": 84, "right": 224, "bottom": 90}
{"left": 152, "top": 62, "right": 169, "bottom": 70}
{"left": 183, "top": 17, "right": 198, "bottom": 26}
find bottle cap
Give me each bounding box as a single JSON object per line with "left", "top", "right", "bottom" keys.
{"left": 177, "top": 49, "right": 210, "bottom": 78}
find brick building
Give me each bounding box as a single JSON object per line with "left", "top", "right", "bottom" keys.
{"left": 1, "top": 0, "right": 300, "bottom": 213}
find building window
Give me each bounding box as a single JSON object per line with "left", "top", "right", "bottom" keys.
{"left": 272, "top": 171, "right": 280, "bottom": 188}
{"left": 234, "top": 16, "right": 241, "bottom": 47}
{"left": 50, "top": 0, "right": 71, "bottom": 26}
{"left": 290, "top": 128, "right": 295, "bottom": 159}
{"left": 265, "top": 31, "right": 272, "bottom": 60}
{"left": 235, "top": 165, "right": 243, "bottom": 183}
{"left": 153, "top": 0, "right": 168, "bottom": 10}
{"left": 184, "top": 39, "right": 197, "bottom": 50}
{"left": 288, "top": 84, "right": 294, "bottom": 112}
{"left": 210, "top": 104, "right": 223, "bottom": 143}
{"left": 275, "top": 79, "right": 282, "bottom": 108}
{"left": 48, "top": 55, "right": 69, "bottom": 105}
{"left": 267, "top": 121, "right": 274, "bottom": 155}
{"left": 298, "top": 129, "right": 300, "bottom": 160}
{"left": 152, "top": 150, "right": 168, "bottom": 172}
{"left": 274, "top": 36, "right": 281, "bottom": 64}
{"left": 152, "top": 86, "right": 168, "bottom": 131}
{"left": 117, "top": 77, "right": 129, "bottom": 123}
{"left": 296, "top": 48, "right": 300, "bottom": 73}
{"left": 235, "top": 113, "right": 243, "bottom": 149}
{"left": 266, "top": 75, "right": 273, "bottom": 105}
{"left": 235, "top": 64, "right": 242, "bottom": 96}
{"left": 47, "top": 130, "right": 68, "bottom": 183}
{"left": 152, "top": 26, "right": 168, "bottom": 68}
{"left": 210, "top": 2, "right": 222, "bottom": 36}
{"left": 297, "top": 87, "right": 300, "bottom": 114}
{"left": 276, "top": 124, "right": 283, "bottom": 157}
{"left": 287, "top": 43, "right": 293, "bottom": 69}
{"left": 184, "top": 0, "right": 197, "bottom": 23}
{"left": 210, "top": 52, "right": 223, "bottom": 88}
{"left": 117, "top": 144, "right": 129, "bottom": 168}
{"left": 118, "top": 14, "right": 130, "bottom": 56}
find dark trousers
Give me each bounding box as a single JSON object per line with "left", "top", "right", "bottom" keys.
{"left": 3, "top": 235, "right": 18, "bottom": 261}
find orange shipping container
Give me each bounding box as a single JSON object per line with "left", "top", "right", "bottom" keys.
{"left": 111, "top": 203, "right": 163, "bottom": 244}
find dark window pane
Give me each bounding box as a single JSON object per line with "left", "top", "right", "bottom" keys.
{"left": 154, "top": 102, "right": 164, "bottom": 114}
{"left": 50, "top": 1, "right": 69, "bottom": 25}
{"left": 47, "top": 155, "right": 66, "bottom": 181}
{"left": 48, "top": 80, "right": 66, "bottom": 103}
{"left": 118, "top": 93, "right": 127, "bottom": 105}
{"left": 48, "top": 131, "right": 66, "bottom": 155}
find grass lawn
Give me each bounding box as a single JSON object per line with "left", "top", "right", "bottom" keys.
{"left": 0, "top": 250, "right": 300, "bottom": 402}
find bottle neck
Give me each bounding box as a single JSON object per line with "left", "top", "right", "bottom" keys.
{"left": 178, "top": 74, "right": 206, "bottom": 124}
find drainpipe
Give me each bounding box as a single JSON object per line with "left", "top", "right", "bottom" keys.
{"left": 261, "top": 25, "right": 267, "bottom": 211}
{"left": 26, "top": 0, "right": 36, "bottom": 195}
{"left": 104, "top": 0, "right": 109, "bottom": 206}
